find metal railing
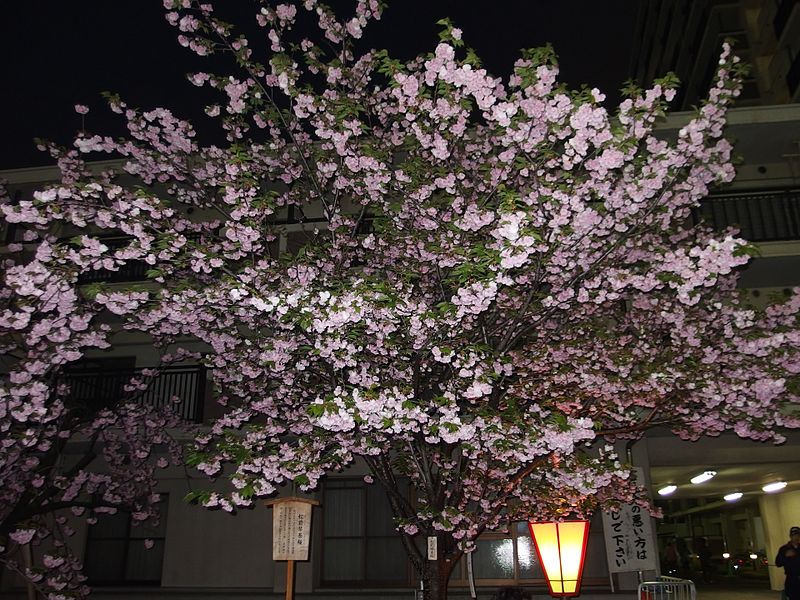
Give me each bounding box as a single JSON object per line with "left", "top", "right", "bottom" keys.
{"left": 76, "top": 235, "right": 150, "bottom": 285}
{"left": 61, "top": 365, "right": 206, "bottom": 423}
{"left": 693, "top": 188, "right": 800, "bottom": 242}
{"left": 74, "top": 232, "right": 205, "bottom": 284}
{"left": 638, "top": 576, "right": 696, "bottom": 600}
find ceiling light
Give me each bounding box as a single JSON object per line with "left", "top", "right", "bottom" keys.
{"left": 690, "top": 471, "right": 717, "bottom": 484}
{"left": 658, "top": 485, "right": 677, "bottom": 496}
{"left": 724, "top": 492, "right": 743, "bottom": 502}
{"left": 762, "top": 481, "right": 787, "bottom": 493}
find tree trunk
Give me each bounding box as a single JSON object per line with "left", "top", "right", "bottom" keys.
{"left": 366, "top": 460, "right": 461, "bottom": 600}
{"left": 421, "top": 552, "right": 458, "bottom": 600}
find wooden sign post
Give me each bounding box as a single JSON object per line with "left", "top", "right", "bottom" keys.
{"left": 265, "top": 497, "right": 320, "bottom": 600}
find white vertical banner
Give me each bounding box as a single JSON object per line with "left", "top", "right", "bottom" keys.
{"left": 601, "top": 468, "right": 657, "bottom": 573}
{"left": 466, "top": 550, "right": 477, "bottom": 598}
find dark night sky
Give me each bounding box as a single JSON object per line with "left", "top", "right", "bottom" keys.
{"left": 0, "top": 1, "right": 640, "bottom": 170}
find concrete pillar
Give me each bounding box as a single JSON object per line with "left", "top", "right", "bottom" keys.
{"left": 759, "top": 490, "right": 800, "bottom": 591}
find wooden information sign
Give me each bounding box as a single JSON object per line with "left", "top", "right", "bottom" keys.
{"left": 266, "top": 497, "right": 320, "bottom": 600}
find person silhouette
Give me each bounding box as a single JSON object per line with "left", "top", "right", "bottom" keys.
{"left": 663, "top": 539, "right": 679, "bottom": 575}
{"left": 694, "top": 537, "right": 712, "bottom": 583}
{"left": 776, "top": 526, "right": 800, "bottom": 600}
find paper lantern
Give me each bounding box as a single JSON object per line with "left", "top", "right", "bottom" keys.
{"left": 528, "top": 520, "right": 590, "bottom": 597}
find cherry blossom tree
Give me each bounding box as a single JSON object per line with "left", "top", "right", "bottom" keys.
{"left": 3, "top": 1, "right": 799, "bottom": 598}
{"left": 0, "top": 224, "right": 189, "bottom": 597}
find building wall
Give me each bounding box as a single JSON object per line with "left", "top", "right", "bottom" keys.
{"left": 158, "top": 478, "right": 275, "bottom": 588}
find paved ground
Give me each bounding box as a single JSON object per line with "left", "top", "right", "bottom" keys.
{"left": 696, "top": 590, "right": 777, "bottom": 599}
{"left": 694, "top": 582, "right": 777, "bottom": 599}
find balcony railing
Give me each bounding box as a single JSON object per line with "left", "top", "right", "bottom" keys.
{"left": 62, "top": 365, "right": 206, "bottom": 423}
{"left": 74, "top": 233, "right": 207, "bottom": 285}
{"left": 76, "top": 235, "right": 150, "bottom": 285}
{"left": 693, "top": 188, "right": 800, "bottom": 242}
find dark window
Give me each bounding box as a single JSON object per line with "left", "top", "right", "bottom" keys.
{"left": 83, "top": 498, "right": 169, "bottom": 585}
{"left": 285, "top": 229, "right": 315, "bottom": 255}
{"left": 321, "top": 479, "right": 411, "bottom": 585}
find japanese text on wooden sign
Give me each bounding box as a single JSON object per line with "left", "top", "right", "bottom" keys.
{"left": 601, "top": 468, "right": 657, "bottom": 573}
{"left": 272, "top": 500, "right": 313, "bottom": 561}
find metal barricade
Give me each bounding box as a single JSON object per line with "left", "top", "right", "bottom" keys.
{"left": 638, "top": 576, "right": 696, "bottom": 600}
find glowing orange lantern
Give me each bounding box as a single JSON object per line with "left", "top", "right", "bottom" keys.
{"left": 528, "top": 520, "right": 590, "bottom": 597}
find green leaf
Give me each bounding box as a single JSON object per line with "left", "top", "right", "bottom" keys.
{"left": 82, "top": 283, "right": 108, "bottom": 300}
{"left": 184, "top": 489, "right": 212, "bottom": 505}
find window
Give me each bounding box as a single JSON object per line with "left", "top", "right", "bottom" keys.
{"left": 321, "top": 479, "right": 411, "bottom": 585}
{"left": 451, "top": 515, "right": 609, "bottom": 588}
{"left": 83, "top": 498, "right": 168, "bottom": 585}
{"left": 321, "top": 481, "right": 609, "bottom": 592}
{"left": 474, "top": 523, "right": 541, "bottom": 580}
